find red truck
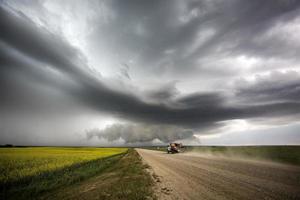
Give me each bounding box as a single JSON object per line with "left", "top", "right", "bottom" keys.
{"left": 167, "top": 143, "right": 183, "bottom": 154}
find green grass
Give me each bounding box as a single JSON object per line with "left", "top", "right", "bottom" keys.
{"left": 47, "top": 149, "right": 156, "bottom": 200}
{"left": 0, "top": 147, "right": 127, "bottom": 200}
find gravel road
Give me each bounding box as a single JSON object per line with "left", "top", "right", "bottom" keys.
{"left": 137, "top": 149, "right": 300, "bottom": 200}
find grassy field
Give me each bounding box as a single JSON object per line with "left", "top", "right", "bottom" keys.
{"left": 145, "top": 145, "right": 300, "bottom": 166}
{"left": 45, "top": 149, "right": 155, "bottom": 200}
{"left": 0, "top": 147, "right": 128, "bottom": 199}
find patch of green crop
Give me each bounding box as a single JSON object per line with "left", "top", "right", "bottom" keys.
{"left": 0, "top": 147, "right": 127, "bottom": 184}
{"left": 45, "top": 149, "right": 156, "bottom": 200}
{"left": 0, "top": 147, "right": 127, "bottom": 200}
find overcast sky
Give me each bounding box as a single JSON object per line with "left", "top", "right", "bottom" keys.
{"left": 1, "top": 0, "right": 300, "bottom": 146}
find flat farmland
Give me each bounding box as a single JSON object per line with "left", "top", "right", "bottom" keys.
{"left": 0, "top": 147, "right": 129, "bottom": 199}
{"left": 0, "top": 147, "right": 127, "bottom": 183}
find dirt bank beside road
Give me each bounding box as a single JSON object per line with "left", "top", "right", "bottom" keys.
{"left": 137, "top": 148, "right": 300, "bottom": 200}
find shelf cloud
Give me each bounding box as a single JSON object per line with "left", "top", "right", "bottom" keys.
{"left": 1, "top": 0, "right": 300, "bottom": 145}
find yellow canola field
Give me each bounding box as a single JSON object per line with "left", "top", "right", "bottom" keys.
{"left": 0, "top": 147, "right": 127, "bottom": 183}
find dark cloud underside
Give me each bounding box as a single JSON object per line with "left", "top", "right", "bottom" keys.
{"left": 1, "top": 0, "right": 300, "bottom": 145}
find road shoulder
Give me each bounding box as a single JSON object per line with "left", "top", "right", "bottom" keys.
{"left": 136, "top": 148, "right": 179, "bottom": 200}
{"left": 40, "top": 149, "right": 156, "bottom": 200}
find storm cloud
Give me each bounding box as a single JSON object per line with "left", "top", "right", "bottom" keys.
{"left": 1, "top": 0, "right": 300, "bottom": 145}
{"left": 86, "top": 123, "right": 197, "bottom": 144}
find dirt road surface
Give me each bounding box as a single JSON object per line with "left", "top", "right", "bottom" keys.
{"left": 137, "top": 149, "right": 300, "bottom": 200}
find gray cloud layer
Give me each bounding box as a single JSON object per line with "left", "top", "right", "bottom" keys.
{"left": 1, "top": 1, "right": 300, "bottom": 145}
{"left": 87, "top": 0, "right": 300, "bottom": 79}
{"left": 86, "top": 123, "right": 196, "bottom": 144}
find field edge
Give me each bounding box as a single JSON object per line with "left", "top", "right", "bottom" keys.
{"left": 42, "top": 148, "right": 156, "bottom": 200}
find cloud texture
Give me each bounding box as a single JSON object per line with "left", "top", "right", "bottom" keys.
{"left": 1, "top": 0, "right": 300, "bottom": 145}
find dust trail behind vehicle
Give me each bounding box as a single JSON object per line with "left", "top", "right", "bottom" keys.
{"left": 137, "top": 148, "right": 300, "bottom": 200}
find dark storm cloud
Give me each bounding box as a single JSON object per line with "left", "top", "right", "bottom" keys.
{"left": 236, "top": 71, "right": 300, "bottom": 104}
{"left": 0, "top": 5, "right": 229, "bottom": 128}
{"left": 88, "top": 0, "right": 300, "bottom": 78}
{"left": 186, "top": 0, "right": 300, "bottom": 58}
{"left": 1, "top": 5, "right": 300, "bottom": 130}
{"left": 176, "top": 93, "right": 224, "bottom": 109}
{"left": 1, "top": 1, "right": 300, "bottom": 145}
{"left": 0, "top": 40, "right": 80, "bottom": 112}
{"left": 86, "top": 123, "right": 197, "bottom": 144}
{"left": 185, "top": 0, "right": 300, "bottom": 61}
{"left": 0, "top": 5, "right": 96, "bottom": 90}
{"left": 144, "top": 81, "right": 179, "bottom": 102}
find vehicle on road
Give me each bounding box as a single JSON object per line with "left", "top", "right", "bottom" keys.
{"left": 167, "top": 143, "right": 183, "bottom": 154}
